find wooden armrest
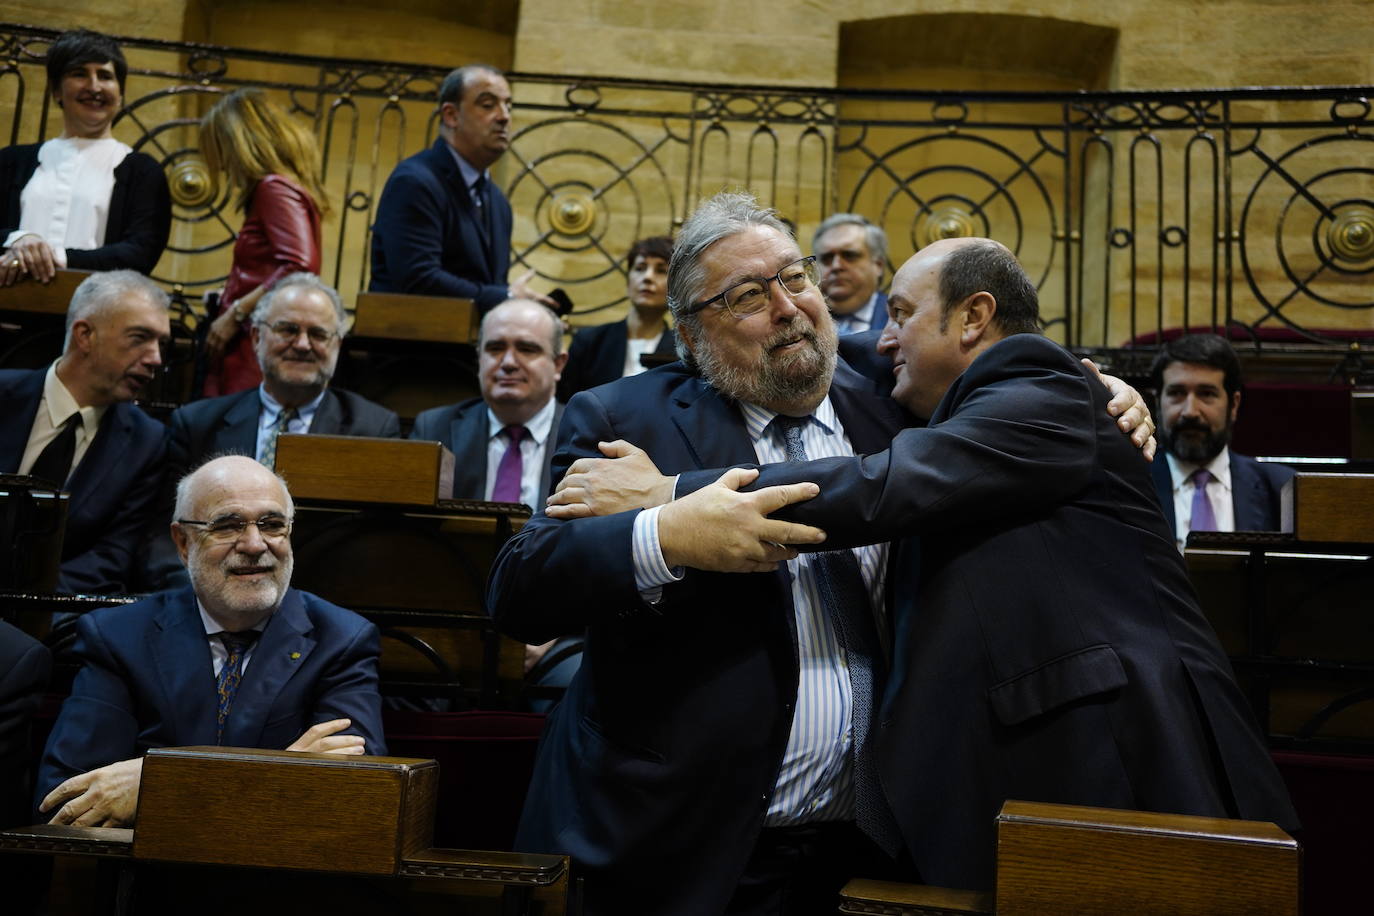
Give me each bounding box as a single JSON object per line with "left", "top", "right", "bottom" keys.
{"left": 840, "top": 878, "right": 993, "bottom": 915}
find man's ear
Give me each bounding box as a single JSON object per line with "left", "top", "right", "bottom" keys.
{"left": 171, "top": 523, "right": 191, "bottom": 568}
{"left": 69, "top": 319, "right": 95, "bottom": 354}
{"left": 553, "top": 350, "right": 569, "bottom": 378}
{"left": 959, "top": 291, "right": 997, "bottom": 346}
{"left": 439, "top": 101, "right": 460, "bottom": 130}
{"left": 677, "top": 322, "right": 698, "bottom": 361}
{"left": 1229, "top": 389, "right": 1242, "bottom": 424}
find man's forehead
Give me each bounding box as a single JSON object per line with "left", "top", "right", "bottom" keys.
{"left": 1163, "top": 361, "right": 1225, "bottom": 385}
{"left": 65, "top": 59, "right": 116, "bottom": 75}
{"left": 193, "top": 470, "right": 288, "bottom": 515}
{"left": 269, "top": 288, "right": 337, "bottom": 325}
{"left": 705, "top": 226, "right": 798, "bottom": 276}
{"left": 817, "top": 223, "right": 870, "bottom": 253}
{"left": 482, "top": 312, "right": 552, "bottom": 349}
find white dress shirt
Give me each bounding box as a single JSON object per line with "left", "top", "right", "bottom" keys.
{"left": 8, "top": 136, "right": 132, "bottom": 263}
{"left": 1165, "top": 446, "right": 1236, "bottom": 552}
{"left": 622, "top": 333, "right": 664, "bottom": 378}
{"left": 19, "top": 362, "right": 108, "bottom": 481}
{"left": 198, "top": 600, "right": 269, "bottom": 677}
{"left": 255, "top": 386, "right": 326, "bottom": 464}
{"left": 484, "top": 397, "right": 557, "bottom": 508}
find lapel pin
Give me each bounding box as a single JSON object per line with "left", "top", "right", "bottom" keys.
{"left": 290, "top": 651, "right": 301, "bottom": 661}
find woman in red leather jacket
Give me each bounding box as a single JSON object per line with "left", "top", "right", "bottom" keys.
{"left": 198, "top": 88, "right": 329, "bottom": 396}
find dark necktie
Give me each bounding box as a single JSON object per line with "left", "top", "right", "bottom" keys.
{"left": 1189, "top": 468, "right": 1217, "bottom": 531}
{"left": 472, "top": 175, "right": 494, "bottom": 238}
{"left": 491, "top": 425, "right": 527, "bottom": 503}
{"left": 216, "top": 630, "right": 262, "bottom": 745}
{"left": 774, "top": 415, "right": 902, "bottom": 856}
{"left": 259, "top": 407, "right": 298, "bottom": 468}
{"left": 28, "top": 412, "right": 81, "bottom": 487}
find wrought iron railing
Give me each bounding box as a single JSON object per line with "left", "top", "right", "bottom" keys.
{"left": 3, "top": 23, "right": 1372, "bottom": 362}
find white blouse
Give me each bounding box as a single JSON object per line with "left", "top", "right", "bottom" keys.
{"left": 7, "top": 136, "right": 131, "bottom": 266}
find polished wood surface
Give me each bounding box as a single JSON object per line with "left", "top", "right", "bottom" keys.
{"left": 0, "top": 269, "right": 88, "bottom": 315}
{"left": 840, "top": 879, "right": 992, "bottom": 915}
{"left": 132, "top": 746, "right": 437, "bottom": 875}
{"left": 1352, "top": 390, "right": 1374, "bottom": 460}
{"left": 995, "top": 800, "right": 1298, "bottom": 916}
{"left": 352, "top": 291, "right": 478, "bottom": 344}
{"left": 1283, "top": 471, "right": 1374, "bottom": 542}
{"left": 274, "top": 434, "right": 455, "bottom": 507}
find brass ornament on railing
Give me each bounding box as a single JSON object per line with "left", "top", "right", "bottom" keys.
{"left": 917, "top": 206, "right": 976, "bottom": 249}
{"left": 1326, "top": 205, "right": 1374, "bottom": 263}
{"left": 169, "top": 158, "right": 215, "bottom": 210}
{"left": 548, "top": 191, "right": 596, "bottom": 236}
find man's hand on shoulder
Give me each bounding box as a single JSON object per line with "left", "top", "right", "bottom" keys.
{"left": 41, "top": 757, "right": 144, "bottom": 827}
{"left": 286, "top": 718, "right": 365, "bottom": 755}
{"left": 658, "top": 468, "right": 826, "bottom": 572}
{"left": 548, "top": 440, "right": 675, "bottom": 519}
{"left": 1082, "top": 358, "right": 1157, "bottom": 461}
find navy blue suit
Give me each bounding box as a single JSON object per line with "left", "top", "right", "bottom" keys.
{"left": 410, "top": 397, "right": 563, "bottom": 502}
{"left": 36, "top": 586, "right": 386, "bottom": 805}
{"left": 485, "top": 360, "right": 907, "bottom": 915}
{"left": 0, "top": 622, "right": 50, "bottom": 828}
{"left": 689, "top": 334, "right": 1298, "bottom": 890}
{"left": 556, "top": 320, "right": 678, "bottom": 403}
{"left": 368, "top": 139, "right": 513, "bottom": 311}
{"left": 0, "top": 368, "right": 167, "bottom": 594}
{"left": 1150, "top": 449, "right": 1294, "bottom": 534}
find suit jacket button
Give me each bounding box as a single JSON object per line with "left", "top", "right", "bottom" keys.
{"left": 760, "top": 794, "right": 769, "bottom": 809}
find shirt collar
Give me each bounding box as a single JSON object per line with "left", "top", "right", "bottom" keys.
{"left": 739, "top": 395, "right": 839, "bottom": 444}
{"left": 258, "top": 384, "right": 327, "bottom": 429}
{"left": 1166, "top": 445, "right": 1232, "bottom": 492}
{"left": 44, "top": 361, "right": 106, "bottom": 439}
{"left": 197, "top": 598, "right": 271, "bottom": 636}
{"left": 486, "top": 396, "right": 557, "bottom": 445}
{"left": 446, "top": 144, "right": 488, "bottom": 194}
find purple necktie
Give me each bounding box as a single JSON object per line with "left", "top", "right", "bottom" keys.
{"left": 491, "top": 425, "right": 527, "bottom": 503}
{"left": 1189, "top": 468, "right": 1217, "bottom": 531}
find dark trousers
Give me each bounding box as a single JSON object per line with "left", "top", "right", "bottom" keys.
{"left": 725, "top": 821, "right": 911, "bottom": 916}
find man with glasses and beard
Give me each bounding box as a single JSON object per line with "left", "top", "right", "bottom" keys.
{"left": 36, "top": 455, "right": 385, "bottom": 827}
{"left": 1148, "top": 333, "right": 1294, "bottom": 551}
{"left": 144, "top": 273, "right": 399, "bottom": 589}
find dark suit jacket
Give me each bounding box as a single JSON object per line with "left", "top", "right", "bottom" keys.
{"left": 143, "top": 387, "right": 401, "bottom": 590}
{"left": 0, "top": 143, "right": 172, "bottom": 274}
{"left": 1150, "top": 449, "right": 1294, "bottom": 534}
{"left": 691, "top": 333, "right": 1298, "bottom": 890}
{"left": 0, "top": 622, "right": 50, "bottom": 828}
{"left": 0, "top": 369, "right": 167, "bottom": 594}
{"left": 485, "top": 360, "right": 906, "bottom": 916}
{"left": 368, "top": 139, "right": 513, "bottom": 311}
{"left": 410, "top": 397, "right": 563, "bottom": 502}
{"left": 556, "top": 319, "right": 678, "bottom": 403}
{"left": 35, "top": 586, "right": 386, "bottom": 805}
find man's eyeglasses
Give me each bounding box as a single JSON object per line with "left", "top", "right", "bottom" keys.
{"left": 262, "top": 321, "right": 338, "bottom": 346}
{"left": 686, "top": 256, "right": 819, "bottom": 319}
{"left": 176, "top": 514, "right": 293, "bottom": 542}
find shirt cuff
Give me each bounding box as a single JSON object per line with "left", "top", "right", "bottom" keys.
{"left": 632, "top": 505, "right": 684, "bottom": 598}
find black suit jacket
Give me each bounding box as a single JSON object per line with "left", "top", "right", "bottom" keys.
{"left": 410, "top": 397, "right": 563, "bottom": 503}
{"left": 0, "top": 368, "right": 167, "bottom": 594}
{"left": 368, "top": 139, "right": 513, "bottom": 311}
{"left": 36, "top": 587, "right": 386, "bottom": 806}
{"left": 485, "top": 360, "right": 906, "bottom": 915}
{"left": 1150, "top": 449, "right": 1294, "bottom": 534}
{"left": 556, "top": 319, "right": 678, "bottom": 402}
{"left": 0, "top": 143, "right": 172, "bottom": 274}
{"left": 142, "top": 387, "right": 401, "bottom": 590}
{"left": 691, "top": 334, "right": 1298, "bottom": 890}
{"left": 0, "top": 622, "right": 50, "bottom": 828}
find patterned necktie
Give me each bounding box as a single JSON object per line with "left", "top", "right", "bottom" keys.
{"left": 216, "top": 630, "right": 262, "bottom": 745}
{"left": 491, "top": 425, "right": 527, "bottom": 503}
{"left": 259, "top": 407, "right": 298, "bottom": 468}
{"left": 774, "top": 415, "right": 902, "bottom": 856}
{"left": 28, "top": 412, "right": 81, "bottom": 486}
{"left": 1189, "top": 467, "right": 1217, "bottom": 532}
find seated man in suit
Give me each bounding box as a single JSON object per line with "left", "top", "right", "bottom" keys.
{"left": 0, "top": 269, "right": 169, "bottom": 593}
{"left": 0, "top": 622, "right": 50, "bottom": 828}
{"left": 557, "top": 235, "right": 677, "bottom": 401}
{"left": 369, "top": 64, "right": 550, "bottom": 310}
{"left": 543, "top": 233, "right": 1297, "bottom": 898}
{"left": 1149, "top": 333, "right": 1295, "bottom": 551}
{"left": 813, "top": 213, "right": 888, "bottom": 335}
{"left": 145, "top": 273, "right": 399, "bottom": 589}
{"left": 37, "top": 454, "right": 386, "bottom": 827}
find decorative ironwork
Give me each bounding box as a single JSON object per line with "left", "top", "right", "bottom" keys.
{"left": 0, "top": 24, "right": 1371, "bottom": 356}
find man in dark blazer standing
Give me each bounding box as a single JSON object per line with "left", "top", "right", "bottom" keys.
{"left": 144, "top": 274, "right": 398, "bottom": 590}
{"left": 37, "top": 455, "right": 385, "bottom": 827}
{"left": 637, "top": 238, "right": 1296, "bottom": 893}
{"left": 1148, "top": 333, "right": 1295, "bottom": 550}
{"left": 369, "top": 65, "right": 550, "bottom": 311}
{"left": 0, "top": 270, "right": 169, "bottom": 593}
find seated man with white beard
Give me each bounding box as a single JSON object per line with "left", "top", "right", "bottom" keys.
{"left": 35, "top": 455, "right": 386, "bottom": 826}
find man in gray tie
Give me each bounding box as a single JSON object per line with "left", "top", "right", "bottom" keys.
{"left": 1147, "top": 333, "right": 1294, "bottom": 551}
{"left": 0, "top": 269, "right": 169, "bottom": 593}
{"left": 37, "top": 454, "right": 385, "bottom": 827}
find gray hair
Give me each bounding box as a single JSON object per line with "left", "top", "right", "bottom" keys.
{"left": 480, "top": 298, "right": 564, "bottom": 356}
{"left": 438, "top": 64, "right": 504, "bottom": 107}
{"left": 173, "top": 453, "right": 295, "bottom": 522}
{"left": 251, "top": 272, "right": 347, "bottom": 333}
{"left": 812, "top": 212, "right": 888, "bottom": 266}
{"left": 64, "top": 270, "right": 169, "bottom": 349}
{"left": 666, "top": 191, "right": 792, "bottom": 369}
